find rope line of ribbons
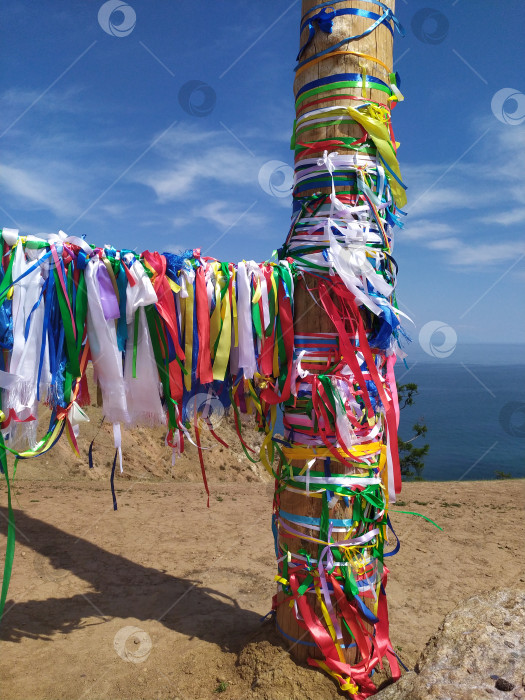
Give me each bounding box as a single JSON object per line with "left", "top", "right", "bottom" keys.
{"left": 0, "top": 231, "right": 302, "bottom": 616}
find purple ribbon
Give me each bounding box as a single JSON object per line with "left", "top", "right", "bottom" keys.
{"left": 97, "top": 262, "right": 120, "bottom": 321}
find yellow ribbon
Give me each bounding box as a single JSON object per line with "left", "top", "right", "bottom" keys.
{"left": 167, "top": 277, "right": 181, "bottom": 293}
{"left": 281, "top": 442, "right": 382, "bottom": 462}
{"left": 231, "top": 270, "right": 239, "bottom": 348}
{"left": 18, "top": 420, "right": 64, "bottom": 459}
{"left": 259, "top": 404, "right": 277, "bottom": 477}
{"left": 314, "top": 578, "right": 346, "bottom": 662}
{"left": 251, "top": 276, "right": 262, "bottom": 304}
{"left": 314, "top": 662, "right": 359, "bottom": 695}
{"left": 295, "top": 49, "right": 393, "bottom": 79}
{"left": 346, "top": 103, "right": 407, "bottom": 208}
{"left": 212, "top": 271, "right": 232, "bottom": 381}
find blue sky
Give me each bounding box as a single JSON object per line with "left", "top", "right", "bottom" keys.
{"left": 1, "top": 0, "right": 524, "bottom": 354}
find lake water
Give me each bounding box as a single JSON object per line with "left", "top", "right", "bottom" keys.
{"left": 397, "top": 361, "right": 525, "bottom": 481}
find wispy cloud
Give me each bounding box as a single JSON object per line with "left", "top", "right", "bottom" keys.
{"left": 141, "top": 146, "right": 257, "bottom": 200}
{"left": 475, "top": 207, "right": 525, "bottom": 227}
{"left": 402, "top": 219, "right": 456, "bottom": 240}
{"left": 427, "top": 237, "right": 525, "bottom": 266}
{"left": 407, "top": 186, "right": 485, "bottom": 216}
{"left": 402, "top": 123, "right": 525, "bottom": 269}
{"left": 427, "top": 237, "right": 462, "bottom": 251}
{"left": 0, "top": 163, "right": 78, "bottom": 217}
{"left": 169, "top": 200, "right": 269, "bottom": 234}
{"left": 135, "top": 124, "right": 259, "bottom": 202}
{"left": 196, "top": 199, "right": 266, "bottom": 230}
{"left": 1, "top": 86, "right": 86, "bottom": 116}
{"left": 135, "top": 124, "right": 279, "bottom": 207}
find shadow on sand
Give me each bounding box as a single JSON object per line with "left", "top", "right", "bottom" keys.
{"left": 0, "top": 506, "right": 275, "bottom": 652}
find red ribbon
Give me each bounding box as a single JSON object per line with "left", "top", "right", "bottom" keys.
{"left": 288, "top": 566, "right": 399, "bottom": 698}
{"left": 142, "top": 251, "right": 185, "bottom": 407}
{"left": 193, "top": 420, "right": 210, "bottom": 508}
{"left": 315, "top": 276, "right": 402, "bottom": 493}
{"left": 195, "top": 267, "right": 213, "bottom": 384}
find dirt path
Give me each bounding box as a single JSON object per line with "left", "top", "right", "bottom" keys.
{"left": 1, "top": 478, "right": 524, "bottom": 700}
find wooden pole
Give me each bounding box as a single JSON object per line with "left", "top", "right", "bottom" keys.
{"left": 275, "top": 0, "right": 397, "bottom": 674}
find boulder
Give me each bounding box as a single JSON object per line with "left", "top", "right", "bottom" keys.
{"left": 376, "top": 588, "right": 525, "bottom": 700}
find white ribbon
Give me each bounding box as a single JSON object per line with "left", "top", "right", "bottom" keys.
{"left": 85, "top": 256, "right": 129, "bottom": 424}
{"left": 290, "top": 350, "right": 309, "bottom": 397}
{"left": 305, "top": 457, "right": 316, "bottom": 497}
{"left": 4, "top": 241, "right": 50, "bottom": 448}
{"left": 236, "top": 261, "right": 257, "bottom": 379}
{"left": 113, "top": 422, "right": 123, "bottom": 473}
{"left": 124, "top": 259, "right": 165, "bottom": 426}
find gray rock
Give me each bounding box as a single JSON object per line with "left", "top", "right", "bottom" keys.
{"left": 375, "top": 588, "right": 525, "bottom": 700}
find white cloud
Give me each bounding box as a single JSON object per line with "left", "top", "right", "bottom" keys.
{"left": 448, "top": 241, "right": 525, "bottom": 266}
{"left": 1, "top": 86, "right": 86, "bottom": 115}
{"left": 169, "top": 199, "right": 268, "bottom": 234}
{"left": 171, "top": 215, "right": 192, "bottom": 228}
{"left": 138, "top": 143, "right": 259, "bottom": 202}
{"left": 198, "top": 200, "right": 248, "bottom": 229}
{"left": 406, "top": 186, "right": 485, "bottom": 216}
{"left": 138, "top": 124, "right": 259, "bottom": 201}
{"left": 99, "top": 203, "right": 127, "bottom": 218}
{"left": 0, "top": 163, "right": 77, "bottom": 217}
{"left": 427, "top": 237, "right": 462, "bottom": 251}
{"left": 136, "top": 122, "right": 293, "bottom": 208}
{"left": 159, "top": 124, "right": 223, "bottom": 149}
{"left": 475, "top": 207, "right": 525, "bottom": 227}
{"left": 401, "top": 122, "right": 525, "bottom": 270}
{"left": 508, "top": 184, "right": 525, "bottom": 206}
{"left": 426, "top": 237, "right": 525, "bottom": 266}
{"left": 402, "top": 219, "right": 456, "bottom": 240}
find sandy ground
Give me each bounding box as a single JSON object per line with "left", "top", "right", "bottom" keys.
{"left": 1, "top": 469, "right": 524, "bottom": 700}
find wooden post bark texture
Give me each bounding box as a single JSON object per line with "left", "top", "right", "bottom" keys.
{"left": 275, "top": 0, "right": 397, "bottom": 671}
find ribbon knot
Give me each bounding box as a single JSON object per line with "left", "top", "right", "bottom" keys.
{"left": 297, "top": 7, "right": 335, "bottom": 60}
{"left": 317, "top": 149, "right": 338, "bottom": 175}
{"left": 312, "top": 7, "right": 335, "bottom": 34}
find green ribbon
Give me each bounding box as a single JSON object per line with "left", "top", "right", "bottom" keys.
{"left": 132, "top": 310, "right": 140, "bottom": 379}
{"left": 0, "top": 421, "right": 15, "bottom": 622}
{"left": 391, "top": 510, "right": 443, "bottom": 531}
{"left": 0, "top": 250, "right": 16, "bottom": 307}
{"left": 228, "top": 390, "right": 261, "bottom": 465}
{"left": 145, "top": 305, "right": 177, "bottom": 431}
{"left": 295, "top": 80, "right": 393, "bottom": 110}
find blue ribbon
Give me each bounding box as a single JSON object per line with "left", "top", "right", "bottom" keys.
{"left": 297, "top": 7, "right": 335, "bottom": 61}
{"left": 110, "top": 448, "right": 118, "bottom": 511}
{"left": 280, "top": 509, "right": 357, "bottom": 528}
{"left": 353, "top": 592, "right": 379, "bottom": 623}
{"left": 276, "top": 620, "right": 357, "bottom": 649}
{"left": 24, "top": 277, "right": 48, "bottom": 342}
{"left": 116, "top": 265, "right": 128, "bottom": 353}
{"left": 296, "top": 72, "right": 391, "bottom": 100}
{"left": 384, "top": 515, "right": 401, "bottom": 558}
{"left": 296, "top": 5, "right": 404, "bottom": 70}
{"left": 323, "top": 457, "right": 333, "bottom": 502}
